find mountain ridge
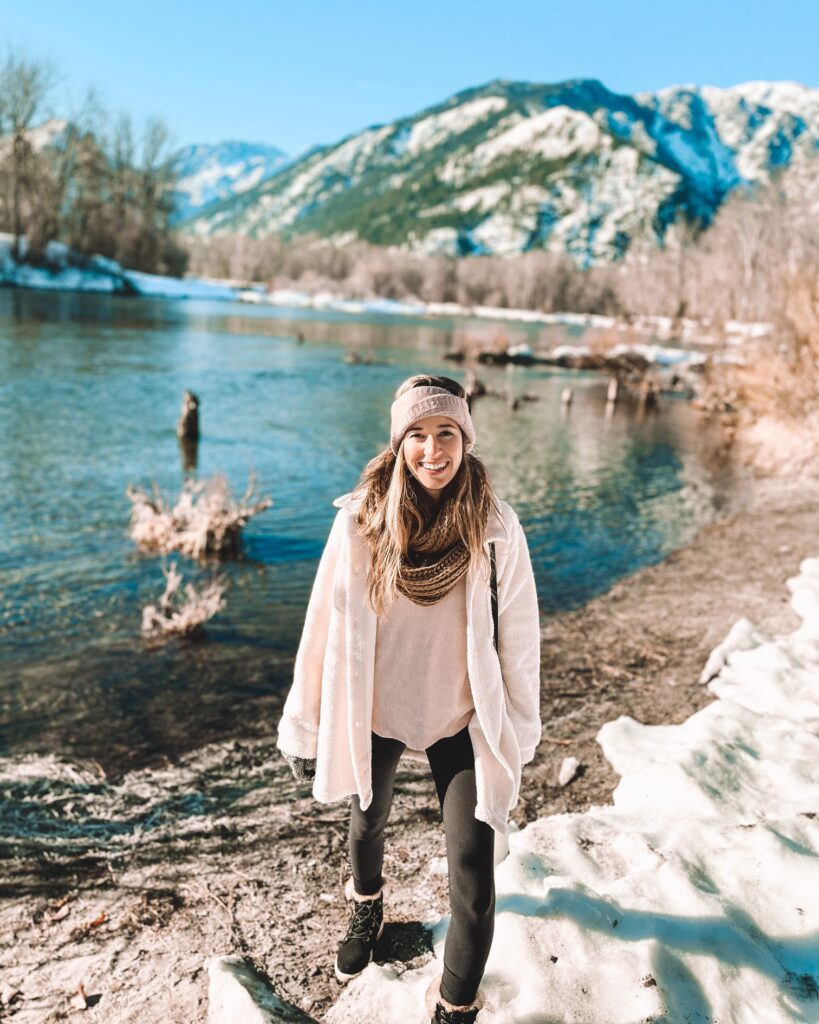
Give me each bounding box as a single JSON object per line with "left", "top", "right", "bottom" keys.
{"left": 171, "top": 140, "right": 289, "bottom": 222}
{"left": 182, "top": 76, "right": 819, "bottom": 265}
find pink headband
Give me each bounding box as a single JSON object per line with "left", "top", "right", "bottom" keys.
{"left": 390, "top": 386, "right": 476, "bottom": 455}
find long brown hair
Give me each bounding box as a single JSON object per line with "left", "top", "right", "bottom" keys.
{"left": 352, "top": 374, "right": 497, "bottom": 616}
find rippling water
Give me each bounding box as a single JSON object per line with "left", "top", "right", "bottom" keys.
{"left": 0, "top": 289, "right": 739, "bottom": 774}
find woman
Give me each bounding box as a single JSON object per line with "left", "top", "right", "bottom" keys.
{"left": 276, "top": 374, "right": 541, "bottom": 1024}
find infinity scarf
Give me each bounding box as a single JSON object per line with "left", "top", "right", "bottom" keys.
{"left": 396, "top": 493, "right": 471, "bottom": 606}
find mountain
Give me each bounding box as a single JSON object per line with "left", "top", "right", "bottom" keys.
{"left": 184, "top": 78, "right": 819, "bottom": 266}
{"left": 11, "top": 88, "right": 816, "bottom": 266}
{"left": 170, "top": 141, "right": 289, "bottom": 222}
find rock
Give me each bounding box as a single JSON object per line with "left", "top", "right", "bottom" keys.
{"left": 698, "top": 617, "right": 765, "bottom": 684}
{"left": 207, "top": 956, "right": 318, "bottom": 1023}
{"left": 558, "top": 756, "right": 581, "bottom": 787}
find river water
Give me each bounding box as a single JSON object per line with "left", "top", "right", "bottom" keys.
{"left": 0, "top": 289, "right": 738, "bottom": 776}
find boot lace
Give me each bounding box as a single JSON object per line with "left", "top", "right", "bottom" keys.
{"left": 344, "top": 895, "right": 381, "bottom": 943}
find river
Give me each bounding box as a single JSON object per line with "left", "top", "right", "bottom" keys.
{"left": 0, "top": 289, "right": 739, "bottom": 775}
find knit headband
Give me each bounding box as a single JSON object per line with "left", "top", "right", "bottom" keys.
{"left": 389, "top": 386, "right": 476, "bottom": 455}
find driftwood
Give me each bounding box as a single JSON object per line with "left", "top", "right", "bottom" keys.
{"left": 126, "top": 473, "right": 272, "bottom": 560}
{"left": 140, "top": 561, "right": 226, "bottom": 637}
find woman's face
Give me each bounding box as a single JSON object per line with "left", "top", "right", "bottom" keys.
{"left": 402, "top": 414, "right": 464, "bottom": 502}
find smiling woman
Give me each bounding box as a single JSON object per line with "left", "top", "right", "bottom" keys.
{"left": 275, "top": 372, "right": 542, "bottom": 1022}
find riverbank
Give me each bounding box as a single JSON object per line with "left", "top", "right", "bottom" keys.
{"left": 0, "top": 234, "right": 773, "bottom": 351}
{"left": 2, "top": 474, "right": 818, "bottom": 1023}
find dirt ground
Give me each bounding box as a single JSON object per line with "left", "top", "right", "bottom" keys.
{"left": 3, "top": 476, "right": 819, "bottom": 1024}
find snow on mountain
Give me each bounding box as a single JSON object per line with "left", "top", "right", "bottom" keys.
{"left": 398, "top": 95, "right": 509, "bottom": 156}
{"left": 171, "top": 141, "right": 289, "bottom": 222}
{"left": 187, "top": 78, "right": 819, "bottom": 266}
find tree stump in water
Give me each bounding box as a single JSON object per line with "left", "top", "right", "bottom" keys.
{"left": 177, "top": 389, "right": 200, "bottom": 441}
{"left": 177, "top": 389, "right": 200, "bottom": 473}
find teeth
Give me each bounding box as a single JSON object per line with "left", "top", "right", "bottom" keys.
{"left": 421, "top": 462, "right": 447, "bottom": 470}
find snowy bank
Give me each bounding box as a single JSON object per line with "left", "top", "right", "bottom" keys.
{"left": 0, "top": 233, "right": 238, "bottom": 300}
{"left": 255, "top": 285, "right": 772, "bottom": 344}
{"left": 325, "top": 558, "right": 819, "bottom": 1022}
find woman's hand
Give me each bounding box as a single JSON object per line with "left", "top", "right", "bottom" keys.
{"left": 282, "top": 751, "right": 317, "bottom": 782}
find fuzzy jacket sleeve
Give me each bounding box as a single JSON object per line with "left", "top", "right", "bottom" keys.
{"left": 276, "top": 510, "right": 345, "bottom": 760}
{"left": 498, "top": 517, "right": 542, "bottom": 764}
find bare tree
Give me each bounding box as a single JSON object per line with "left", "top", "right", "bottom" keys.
{"left": 0, "top": 48, "right": 55, "bottom": 260}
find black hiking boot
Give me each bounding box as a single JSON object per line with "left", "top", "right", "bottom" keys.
{"left": 334, "top": 886, "right": 384, "bottom": 983}
{"left": 431, "top": 1003, "right": 481, "bottom": 1024}
{"left": 425, "top": 974, "right": 484, "bottom": 1024}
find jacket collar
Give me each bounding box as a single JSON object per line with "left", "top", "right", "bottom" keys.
{"left": 332, "top": 491, "right": 508, "bottom": 544}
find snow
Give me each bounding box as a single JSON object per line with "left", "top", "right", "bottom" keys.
{"left": 469, "top": 212, "right": 532, "bottom": 257}
{"left": 403, "top": 97, "right": 508, "bottom": 156}
{"left": 172, "top": 142, "right": 289, "bottom": 219}
{"left": 698, "top": 618, "right": 766, "bottom": 684}
{"left": 558, "top": 756, "right": 581, "bottom": 787}
{"left": 0, "top": 117, "right": 66, "bottom": 161}
{"left": 125, "top": 270, "right": 237, "bottom": 300}
{"left": 324, "top": 556, "right": 819, "bottom": 1023}
{"left": 182, "top": 159, "right": 269, "bottom": 206}
{"left": 273, "top": 125, "right": 395, "bottom": 228}
{"left": 208, "top": 956, "right": 312, "bottom": 1023}
{"left": 361, "top": 297, "right": 427, "bottom": 316}
{"left": 1, "top": 262, "right": 120, "bottom": 293}
{"left": 413, "top": 226, "right": 460, "bottom": 256}
{"left": 731, "top": 80, "right": 819, "bottom": 123}
{"left": 266, "top": 288, "right": 313, "bottom": 307}
{"left": 549, "top": 341, "right": 706, "bottom": 367}
{"left": 440, "top": 107, "right": 601, "bottom": 189}
{"left": 0, "top": 234, "right": 239, "bottom": 300}
{"left": 479, "top": 106, "right": 600, "bottom": 164}
{"left": 451, "top": 183, "right": 512, "bottom": 213}
{"left": 725, "top": 320, "right": 774, "bottom": 339}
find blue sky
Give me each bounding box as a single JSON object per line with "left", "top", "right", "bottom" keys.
{"left": 2, "top": 0, "right": 817, "bottom": 157}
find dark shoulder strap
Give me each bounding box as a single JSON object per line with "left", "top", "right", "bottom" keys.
{"left": 489, "top": 541, "right": 499, "bottom": 654}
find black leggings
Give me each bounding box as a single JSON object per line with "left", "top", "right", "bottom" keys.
{"left": 349, "top": 725, "right": 495, "bottom": 1007}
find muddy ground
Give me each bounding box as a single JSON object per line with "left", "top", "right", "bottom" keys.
{"left": 2, "top": 476, "right": 818, "bottom": 1023}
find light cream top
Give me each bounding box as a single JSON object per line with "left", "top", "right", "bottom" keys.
{"left": 372, "top": 574, "right": 474, "bottom": 752}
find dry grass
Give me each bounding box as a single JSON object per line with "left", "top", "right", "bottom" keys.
{"left": 140, "top": 561, "right": 226, "bottom": 637}
{"left": 697, "top": 270, "right": 819, "bottom": 474}
{"left": 126, "top": 473, "right": 272, "bottom": 560}
{"left": 450, "top": 324, "right": 515, "bottom": 358}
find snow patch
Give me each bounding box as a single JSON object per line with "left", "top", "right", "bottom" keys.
{"left": 465, "top": 106, "right": 601, "bottom": 175}
{"left": 403, "top": 97, "right": 508, "bottom": 156}
{"left": 125, "top": 270, "right": 238, "bottom": 300}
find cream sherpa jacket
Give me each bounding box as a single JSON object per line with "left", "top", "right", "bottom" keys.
{"left": 275, "top": 491, "right": 542, "bottom": 835}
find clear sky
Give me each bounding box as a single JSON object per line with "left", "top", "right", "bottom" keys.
{"left": 2, "top": 0, "right": 817, "bottom": 157}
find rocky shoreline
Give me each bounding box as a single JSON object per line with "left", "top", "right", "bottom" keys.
{"left": 2, "top": 476, "right": 818, "bottom": 1023}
